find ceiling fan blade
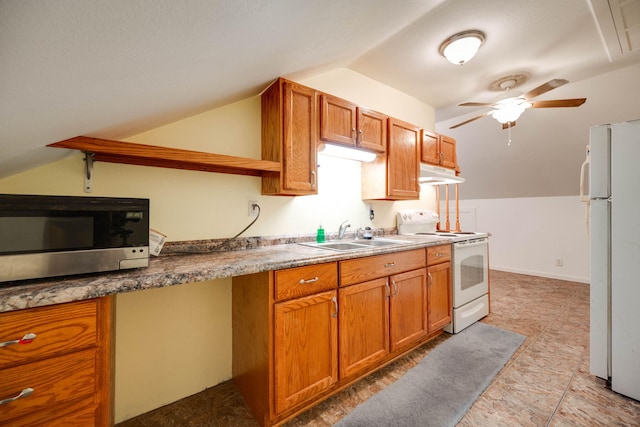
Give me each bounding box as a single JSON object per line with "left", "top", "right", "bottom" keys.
{"left": 502, "top": 121, "right": 516, "bottom": 129}
{"left": 523, "top": 79, "right": 568, "bottom": 100}
{"left": 530, "top": 98, "right": 586, "bottom": 108}
{"left": 458, "top": 102, "right": 493, "bottom": 107}
{"left": 449, "top": 112, "right": 492, "bottom": 129}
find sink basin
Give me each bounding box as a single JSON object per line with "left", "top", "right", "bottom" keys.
{"left": 299, "top": 238, "right": 410, "bottom": 251}
{"left": 350, "top": 238, "right": 410, "bottom": 247}
{"left": 300, "top": 242, "right": 367, "bottom": 251}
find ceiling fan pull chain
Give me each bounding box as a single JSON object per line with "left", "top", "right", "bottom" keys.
{"left": 507, "top": 122, "right": 512, "bottom": 146}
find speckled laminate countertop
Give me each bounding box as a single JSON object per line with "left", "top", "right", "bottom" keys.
{"left": 0, "top": 233, "right": 452, "bottom": 313}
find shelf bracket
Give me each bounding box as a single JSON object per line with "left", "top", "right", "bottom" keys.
{"left": 83, "top": 151, "right": 95, "bottom": 193}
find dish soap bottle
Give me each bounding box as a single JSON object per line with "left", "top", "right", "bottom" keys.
{"left": 316, "top": 223, "right": 325, "bottom": 243}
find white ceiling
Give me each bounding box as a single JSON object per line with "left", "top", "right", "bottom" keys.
{"left": 1, "top": 0, "right": 639, "bottom": 198}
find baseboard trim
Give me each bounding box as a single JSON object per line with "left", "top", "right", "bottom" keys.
{"left": 490, "top": 266, "right": 589, "bottom": 284}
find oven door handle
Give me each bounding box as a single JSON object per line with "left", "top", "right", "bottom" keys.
{"left": 454, "top": 239, "right": 487, "bottom": 248}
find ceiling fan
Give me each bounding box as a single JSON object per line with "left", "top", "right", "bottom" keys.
{"left": 450, "top": 77, "right": 587, "bottom": 130}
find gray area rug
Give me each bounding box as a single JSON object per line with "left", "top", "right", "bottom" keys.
{"left": 334, "top": 322, "right": 525, "bottom": 427}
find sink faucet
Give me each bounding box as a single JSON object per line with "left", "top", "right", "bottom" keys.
{"left": 338, "top": 220, "right": 351, "bottom": 239}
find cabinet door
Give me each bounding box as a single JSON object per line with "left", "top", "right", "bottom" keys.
{"left": 339, "top": 278, "right": 389, "bottom": 379}
{"left": 320, "top": 94, "right": 357, "bottom": 146}
{"left": 439, "top": 134, "right": 457, "bottom": 169}
{"left": 283, "top": 81, "right": 318, "bottom": 193}
{"left": 387, "top": 118, "right": 420, "bottom": 199}
{"left": 420, "top": 130, "right": 440, "bottom": 165}
{"left": 262, "top": 78, "right": 318, "bottom": 195}
{"left": 427, "top": 262, "right": 452, "bottom": 332}
{"left": 357, "top": 108, "right": 387, "bottom": 153}
{"left": 273, "top": 290, "right": 338, "bottom": 414}
{"left": 389, "top": 268, "right": 427, "bottom": 351}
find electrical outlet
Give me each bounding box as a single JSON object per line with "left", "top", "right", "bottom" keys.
{"left": 555, "top": 258, "right": 563, "bottom": 267}
{"left": 248, "top": 201, "right": 259, "bottom": 217}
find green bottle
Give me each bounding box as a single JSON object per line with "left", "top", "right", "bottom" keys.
{"left": 316, "top": 224, "right": 325, "bottom": 243}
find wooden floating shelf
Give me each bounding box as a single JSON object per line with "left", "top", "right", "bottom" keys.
{"left": 48, "top": 136, "right": 281, "bottom": 177}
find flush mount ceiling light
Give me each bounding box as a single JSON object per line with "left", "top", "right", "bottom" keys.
{"left": 439, "top": 30, "right": 485, "bottom": 65}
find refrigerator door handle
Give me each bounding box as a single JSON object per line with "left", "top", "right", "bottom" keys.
{"left": 580, "top": 145, "right": 591, "bottom": 236}
{"left": 580, "top": 145, "right": 590, "bottom": 203}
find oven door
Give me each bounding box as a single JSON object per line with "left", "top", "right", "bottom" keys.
{"left": 452, "top": 238, "right": 489, "bottom": 308}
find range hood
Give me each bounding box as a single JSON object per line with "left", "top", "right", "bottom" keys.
{"left": 419, "top": 163, "right": 465, "bottom": 185}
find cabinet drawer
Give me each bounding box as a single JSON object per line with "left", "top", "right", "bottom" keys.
{"left": 275, "top": 262, "right": 338, "bottom": 301}
{"left": 0, "top": 348, "right": 96, "bottom": 424}
{"left": 0, "top": 300, "right": 98, "bottom": 367}
{"left": 427, "top": 244, "right": 451, "bottom": 265}
{"left": 1, "top": 395, "right": 96, "bottom": 427}
{"left": 340, "top": 249, "right": 426, "bottom": 286}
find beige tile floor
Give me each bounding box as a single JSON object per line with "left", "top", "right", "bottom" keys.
{"left": 117, "top": 271, "right": 640, "bottom": 426}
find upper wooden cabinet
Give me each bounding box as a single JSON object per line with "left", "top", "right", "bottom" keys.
{"left": 421, "top": 130, "right": 458, "bottom": 170}
{"left": 262, "top": 78, "right": 318, "bottom": 196}
{"left": 319, "top": 94, "right": 387, "bottom": 154}
{"left": 362, "top": 117, "right": 420, "bottom": 200}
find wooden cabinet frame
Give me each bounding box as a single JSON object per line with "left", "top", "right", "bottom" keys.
{"left": 421, "top": 130, "right": 458, "bottom": 170}
{"left": 262, "top": 78, "right": 318, "bottom": 195}
{"left": 320, "top": 94, "right": 387, "bottom": 154}
{"left": 233, "top": 248, "right": 450, "bottom": 427}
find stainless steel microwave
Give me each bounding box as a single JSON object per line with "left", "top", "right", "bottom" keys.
{"left": 0, "top": 194, "right": 149, "bottom": 283}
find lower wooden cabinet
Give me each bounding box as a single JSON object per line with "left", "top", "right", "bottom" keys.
{"left": 232, "top": 248, "right": 450, "bottom": 427}
{"left": 273, "top": 290, "right": 338, "bottom": 414}
{"left": 339, "top": 267, "right": 428, "bottom": 381}
{"left": 389, "top": 268, "right": 428, "bottom": 351}
{"left": 339, "top": 278, "right": 389, "bottom": 379}
{"left": 427, "top": 244, "right": 453, "bottom": 332}
{"left": 0, "top": 297, "right": 113, "bottom": 427}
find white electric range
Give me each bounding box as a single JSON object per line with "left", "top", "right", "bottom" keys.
{"left": 397, "top": 209, "right": 490, "bottom": 333}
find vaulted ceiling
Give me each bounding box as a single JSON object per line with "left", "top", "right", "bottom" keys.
{"left": 2, "top": 0, "right": 639, "bottom": 198}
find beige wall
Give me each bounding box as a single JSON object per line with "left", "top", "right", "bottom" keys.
{"left": 0, "top": 68, "right": 437, "bottom": 422}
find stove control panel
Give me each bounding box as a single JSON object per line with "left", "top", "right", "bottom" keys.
{"left": 397, "top": 209, "right": 439, "bottom": 225}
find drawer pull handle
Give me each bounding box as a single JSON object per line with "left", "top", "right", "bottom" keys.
{"left": 299, "top": 277, "right": 319, "bottom": 285}
{"left": 427, "top": 272, "right": 433, "bottom": 287}
{"left": 384, "top": 262, "right": 395, "bottom": 267}
{"left": 331, "top": 296, "right": 338, "bottom": 318}
{"left": 0, "top": 388, "right": 34, "bottom": 406}
{"left": 0, "top": 332, "right": 37, "bottom": 348}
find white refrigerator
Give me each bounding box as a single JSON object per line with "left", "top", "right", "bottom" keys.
{"left": 585, "top": 120, "right": 640, "bottom": 401}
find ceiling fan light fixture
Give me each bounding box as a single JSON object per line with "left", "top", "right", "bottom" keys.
{"left": 491, "top": 99, "right": 532, "bottom": 124}
{"left": 439, "top": 30, "right": 485, "bottom": 65}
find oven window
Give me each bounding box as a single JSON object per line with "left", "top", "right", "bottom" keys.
{"left": 461, "top": 254, "right": 485, "bottom": 290}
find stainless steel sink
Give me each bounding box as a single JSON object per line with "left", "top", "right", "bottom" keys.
{"left": 305, "top": 242, "right": 366, "bottom": 251}
{"left": 299, "top": 238, "right": 410, "bottom": 251}
{"left": 350, "top": 238, "right": 410, "bottom": 247}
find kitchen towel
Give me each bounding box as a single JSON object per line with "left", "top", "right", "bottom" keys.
{"left": 334, "top": 322, "right": 525, "bottom": 427}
